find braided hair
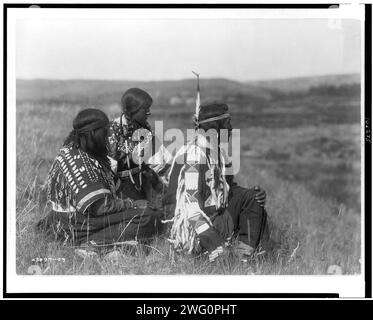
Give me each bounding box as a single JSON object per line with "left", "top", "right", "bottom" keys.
{"left": 120, "top": 88, "right": 152, "bottom": 132}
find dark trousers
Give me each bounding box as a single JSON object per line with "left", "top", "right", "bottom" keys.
{"left": 227, "top": 185, "right": 270, "bottom": 250}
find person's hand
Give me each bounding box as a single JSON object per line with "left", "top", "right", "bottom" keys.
{"left": 123, "top": 198, "right": 135, "bottom": 210}
{"left": 133, "top": 199, "right": 148, "bottom": 209}
{"left": 254, "top": 185, "right": 266, "bottom": 207}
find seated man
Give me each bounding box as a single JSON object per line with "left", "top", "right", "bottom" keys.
{"left": 163, "top": 103, "right": 271, "bottom": 262}
{"left": 38, "top": 108, "right": 162, "bottom": 246}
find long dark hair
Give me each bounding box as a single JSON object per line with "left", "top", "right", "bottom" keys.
{"left": 64, "top": 108, "right": 110, "bottom": 168}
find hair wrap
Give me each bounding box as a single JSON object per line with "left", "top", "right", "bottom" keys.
{"left": 194, "top": 113, "right": 231, "bottom": 125}
{"left": 74, "top": 119, "right": 109, "bottom": 134}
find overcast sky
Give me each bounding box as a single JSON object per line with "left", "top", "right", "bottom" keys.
{"left": 16, "top": 18, "right": 361, "bottom": 81}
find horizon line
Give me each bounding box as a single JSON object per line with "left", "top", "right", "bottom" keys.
{"left": 16, "top": 71, "right": 361, "bottom": 84}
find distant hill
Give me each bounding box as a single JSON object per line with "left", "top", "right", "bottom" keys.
{"left": 16, "top": 78, "right": 270, "bottom": 106}
{"left": 16, "top": 73, "right": 361, "bottom": 106}
{"left": 248, "top": 73, "right": 360, "bottom": 93}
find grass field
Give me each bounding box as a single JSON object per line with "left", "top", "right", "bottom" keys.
{"left": 16, "top": 76, "right": 362, "bottom": 275}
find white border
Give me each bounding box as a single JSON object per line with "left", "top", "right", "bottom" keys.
{"left": 5, "top": 5, "right": 367, "bottom": 298}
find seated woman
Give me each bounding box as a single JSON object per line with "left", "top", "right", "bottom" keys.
{"left": 107, "top": 88, "right": 172, "bottom": 208}
{"left": 38, "top": 108, "right": 162, "bottom": 247}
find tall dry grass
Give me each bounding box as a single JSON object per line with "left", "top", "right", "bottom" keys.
{"left": 16, "top": 102, "right": 361, "bottom": 275}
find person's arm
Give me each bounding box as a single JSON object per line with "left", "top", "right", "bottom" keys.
{"left": 88, "top": 196, "right": 133, "bottom": 216}
{"left": 148, "top": 135, "right": 173, "bottom": 183}
{"left": 225, "top": 162, "right": 266, "bottom": 207}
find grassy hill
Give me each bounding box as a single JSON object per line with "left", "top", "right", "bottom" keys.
{"left": 249, "top": 73, "right": 361, "bottom": 92}
{"left": 17, "top": 73, "right": 360, "bottom": 101}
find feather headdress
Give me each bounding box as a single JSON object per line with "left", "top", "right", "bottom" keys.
{"left": 192, "top": 71, "right": 200, "bottom": 123}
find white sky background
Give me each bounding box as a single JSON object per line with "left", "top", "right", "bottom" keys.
{"left": 16, "top": 18, "right": 361, "bottom": 81}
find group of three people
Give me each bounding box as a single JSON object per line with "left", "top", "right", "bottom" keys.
{"left": 39, "top": 88, "right": 272, "bottom": 262}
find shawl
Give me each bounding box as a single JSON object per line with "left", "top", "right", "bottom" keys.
{"left": 47, "top": 144, "right": 116, "bottom": 215}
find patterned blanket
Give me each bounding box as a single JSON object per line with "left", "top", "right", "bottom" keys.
{"left": 47, "top": 144, "right": 116, "bottom": 215}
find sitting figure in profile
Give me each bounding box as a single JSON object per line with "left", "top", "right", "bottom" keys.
{"left": 107, "top": 88, "right": 172, "bottom": 210}
{"left": 38, "top": 108, "right": 163, "bottom": 247}
{"left": 163, "top": 103, "right": 272, "bottom": 262}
